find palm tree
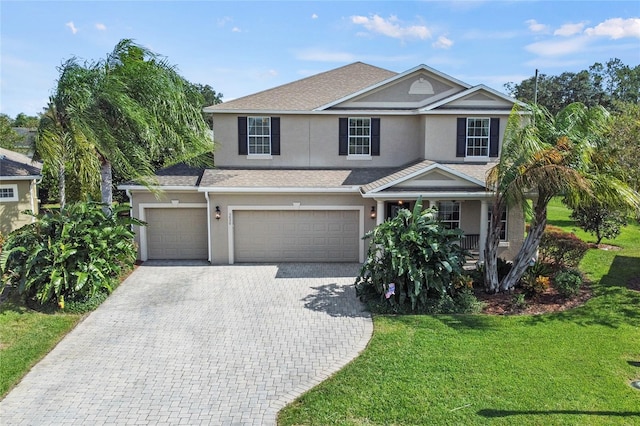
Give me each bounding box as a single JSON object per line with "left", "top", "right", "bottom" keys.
{"left": 47, "top": 39, "right": 212, "bottom": 210}
{"left": 484, "top": 102, "right": 640, "bottom": 293}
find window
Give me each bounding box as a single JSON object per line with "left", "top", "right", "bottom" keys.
{"left": 0, "top": 184, "right": 18, "bottom": 202}
{"left": 488, "top": 207, "right": 508, "bottom": 241}
{"left": 466, "top": 118, "right": 490, "bottom": 157}
{"left": 349, "top": 118, "right": 371, "bottom": 155}
{"left": 339, "top": 117, "right": 380, "bottom": 156}
{"left": 438, "top": 201, "right": 460, "bottom": 229}
{"left": 237, "top": 116, "right": 280, "bottom": 156}
{"left": 456, "top": 117, "right": 499, "bottom": 159}
{"left": 248, "top": 117, "right": 271, "bottom": 155}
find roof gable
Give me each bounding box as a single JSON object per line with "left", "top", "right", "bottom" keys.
{"left": 318, "top": 64, "right": 471, "bottom": 111}
{"left": 204, "top": 62, "right": 396, "bottom": 113}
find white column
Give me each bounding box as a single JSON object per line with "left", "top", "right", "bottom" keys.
{"left": 376, "top": 199, "right": 384, "bottom": 226}
{"left": 479, "top": 199, "right": 489, "bottom": 262}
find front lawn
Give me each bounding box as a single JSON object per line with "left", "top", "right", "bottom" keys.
{"left": 278, "top": 199, "right": 640, "bottom": 425}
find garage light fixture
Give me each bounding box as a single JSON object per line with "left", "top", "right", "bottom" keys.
{"left": 215, "top": 206, "right": 221, "bottom": 220}
{"left": 370, "top": 206, "right": 376, "bottom": 219}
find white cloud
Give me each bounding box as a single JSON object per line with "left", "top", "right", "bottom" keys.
{"left": 554, "top": 22, "right": 586, "bottom": 37}
{"left": 232, "top": 27, "right": 241, "bottom": 33}
{"left": 525, "top": 37, "right": 590, "bottom": 56}
{"left": 65, "top": 21, "right": 78, "bottom": 34}
{"left": 311, "top": 13, "right": 318, "bottom": 19}
{"left": 432, "top": 35, "right": 453, "bottom": 49}
{"left": 585, "top": 18, "right": 640, "bottom": 39}
{"left": 95, "top": 23, "right": 107, "bottom": 31}
{"left": 351, "top": 14, "right": 431, "bottom": 40}
{"left": 525, "top": 19, "right": 549, "bottom": 33}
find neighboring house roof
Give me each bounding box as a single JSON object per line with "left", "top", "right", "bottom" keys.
{"left": 0, "top": 148, "right": 42, "bottom": 179}
{"left": 204, "top": 62, "right": 397, "bottom": 112}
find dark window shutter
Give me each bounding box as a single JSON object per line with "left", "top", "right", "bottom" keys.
{"left": 371, "top": 118, "right": 380, "bottom": 156}
{"left": 271, "top": 117, "right": 280, "bottom": 155}
{"left": 339, "top": 118, "right": 348, "bottom": 156}
{"left": 238, "top": 116, "right": 248, "bottom": 155}
{"left": 456, "top": 117, "right": 466, "bottom": 157}
{"left": 489, "top": 118, "right": 500, "bottom": 157}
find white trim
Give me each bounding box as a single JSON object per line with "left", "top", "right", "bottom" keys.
{"left": 198, "top": 186, "right": 360, "bottom": 194}
{"left": 138, "top": 202, "right": 208, "bottom": 261}
{"left": 227, "top": 204, "right": 365, "bottom": 265}
{"left": 0, "top": 184, "right": 18, "bottom": 202}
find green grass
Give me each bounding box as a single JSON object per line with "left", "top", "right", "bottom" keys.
{"left": 0, "top": 297, "right": 82, "bottom": 397}
{"left": 279, "top": 199, "right": 640, "bottom": 425}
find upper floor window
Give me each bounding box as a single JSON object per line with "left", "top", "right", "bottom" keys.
{"left": 0, "top": 184, "right": 18, "bottom": 202}
{"left": 348, "top": 118, "right": 371, "bottom": 155}
{"left": 339, "top": 117, "right": 381, "bottom": 157}
{"left": 466, "top": 118, "right": 490, "bottom": 157}
{"left": 488, "top": 207, "right": 508, "bottom": 241}
{"left": 456, "top": 117, "right": 499, "bottom": 159}
{"left": 248, "top": 117, "right": 271, "bottom": 155}
{"left": 237, "top": 116, "right": 280, "bottom": 156}
{"left": 438, "top": 201, "right": 460, "bottom": 229}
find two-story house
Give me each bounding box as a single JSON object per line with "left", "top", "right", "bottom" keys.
{"left": 121, "top": 62, "right": 525, "bottom": 264}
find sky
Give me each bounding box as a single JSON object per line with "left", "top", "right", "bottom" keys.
{"left": 1, "top": 0, "right": 639, "bottom": 118}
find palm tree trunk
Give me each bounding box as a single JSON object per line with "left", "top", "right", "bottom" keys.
{"left": 58, "top": 163, "right": 66, "bottom": 210}
{"left": 498, "top": 202, "right": 548, "bottom": 292}
{"left": 100, "top": 158, "right": 112, "bottom": 214}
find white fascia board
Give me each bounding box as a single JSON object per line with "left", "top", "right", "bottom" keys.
{"left": 117, "top": 185, "right": 199, "bottom": 191}
{"left": 313, "top": 64, "right": 473, "bottom": 111}
{"left": 0, "top": 175, "right": 42, "bottom": 181}
{"left": 363, "top": 191, "right": 496, "bottom": 199}
{"left": 198, "top": 186, "right": 361, "bottom": 194}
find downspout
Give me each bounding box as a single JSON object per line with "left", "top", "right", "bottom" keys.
{"left": 205, "top": 191, "right": 212, "bottom": 263}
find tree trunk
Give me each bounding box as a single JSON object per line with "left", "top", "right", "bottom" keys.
{"left": 498, "top": 203, "right": 548, "bottom": 292}
{"left": 58, "top": 163, "right": 66, "bottom": 210}
{"left": 484, "top": 199, "right": 505, "bottom": 293}
{"left": 100, "top": 158, "right": 113, "bottom": 215}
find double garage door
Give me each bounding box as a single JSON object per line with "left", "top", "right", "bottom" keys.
{"left": 146, "top": 208, "right": 208, "bottom": 260}
{"left": 234, "top": 210, "right": 360, "bottom": 263}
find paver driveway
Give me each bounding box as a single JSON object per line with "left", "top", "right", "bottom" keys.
{"left": 0, "top": 262, "right": 372, "bottom": 425}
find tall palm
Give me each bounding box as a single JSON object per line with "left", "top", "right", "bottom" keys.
{"left": 49, "top": 39, "right": 212, "bottom": 210}
{"left": 485, "top": 102, "right": 640, "bottom": 293}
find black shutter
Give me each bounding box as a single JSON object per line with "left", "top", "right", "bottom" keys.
{"left": 271, "top": 117, "right": 280, "bottom": 155}
{"left": 238, "top": 116, "right": 248, "bottom": 155}
{"left": 456, "top": 117, "right": 466, "bottom": 157}
{"left": 371, "top": 118, "right": 380, "bottom": 156}
{"left": 339, "top": 118, "right": 348, "bottom": 156}
{"left": 489, "top": 118, "right": 500, "bottom": 157}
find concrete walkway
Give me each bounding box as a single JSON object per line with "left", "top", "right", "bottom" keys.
{"left": 0, "top": 263, "right": 372, "bottom": 425}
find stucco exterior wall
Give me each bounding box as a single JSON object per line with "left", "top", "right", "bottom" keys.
{"left": 213, "top": 114, "right": 422, "bottom": 168}
{"left": 0, "top": 180, "right": 38, "bottom": 235}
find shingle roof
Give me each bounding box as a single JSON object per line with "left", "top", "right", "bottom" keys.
{"left": 205, "top": 62, "right": 397, "bottom": 112}
{"left": 199, "top": 167, "right": 398, "bottom": 189}
{"left": 0, "top": 148, "right": 42, "bottom": 178}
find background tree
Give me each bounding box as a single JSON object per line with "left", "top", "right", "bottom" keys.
{"left": 484, "top": 102, "right": 640, "bottom": 293}
{"left": 0, "top": 114, "right": 23, "bottom": 150}
{"left": 43, "top": 39, "right": 214, "bottom": 210}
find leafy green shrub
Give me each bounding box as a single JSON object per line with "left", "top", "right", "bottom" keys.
{"left": 0, "top": 202, "right": 143, "bottom": 307}
{"left": 355, "top": 198, "right": 467, "bottom": 311}
{"left": 539, "top": 225, "right": 589, "bottom": 269}
{"left": 553, "top": 269, "right": 583, "bottom": 298}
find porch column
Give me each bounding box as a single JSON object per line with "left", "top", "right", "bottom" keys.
{"left": 479, "top": 199, "right": 489, "bottom": 262}
{"left": 376, "top": 199, "right": 384, "bottom": 226}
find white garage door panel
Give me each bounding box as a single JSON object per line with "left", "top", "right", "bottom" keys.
{"left": 234, "top": 210, "right": 359, "bottom": 262}
{"left": 146, "top": 208, "right": 208, "bottom": 260}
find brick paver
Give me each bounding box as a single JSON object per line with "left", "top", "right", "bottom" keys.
{"left": 0, "top": 263, "right": 372, "bottom": 425}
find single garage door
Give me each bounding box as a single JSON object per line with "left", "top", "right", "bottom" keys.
{"left": 234, "top": 210, "right": 359, "bottom": 262}
{"left": 146, "top": 208, "right": 208, "bottom": 260}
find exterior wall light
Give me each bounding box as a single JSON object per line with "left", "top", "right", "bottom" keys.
{"left": 370, "top": 206, "right": 376, "bottom": 219}
{"left": 215, "top": 206, "right": 221, "bottom": 220}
